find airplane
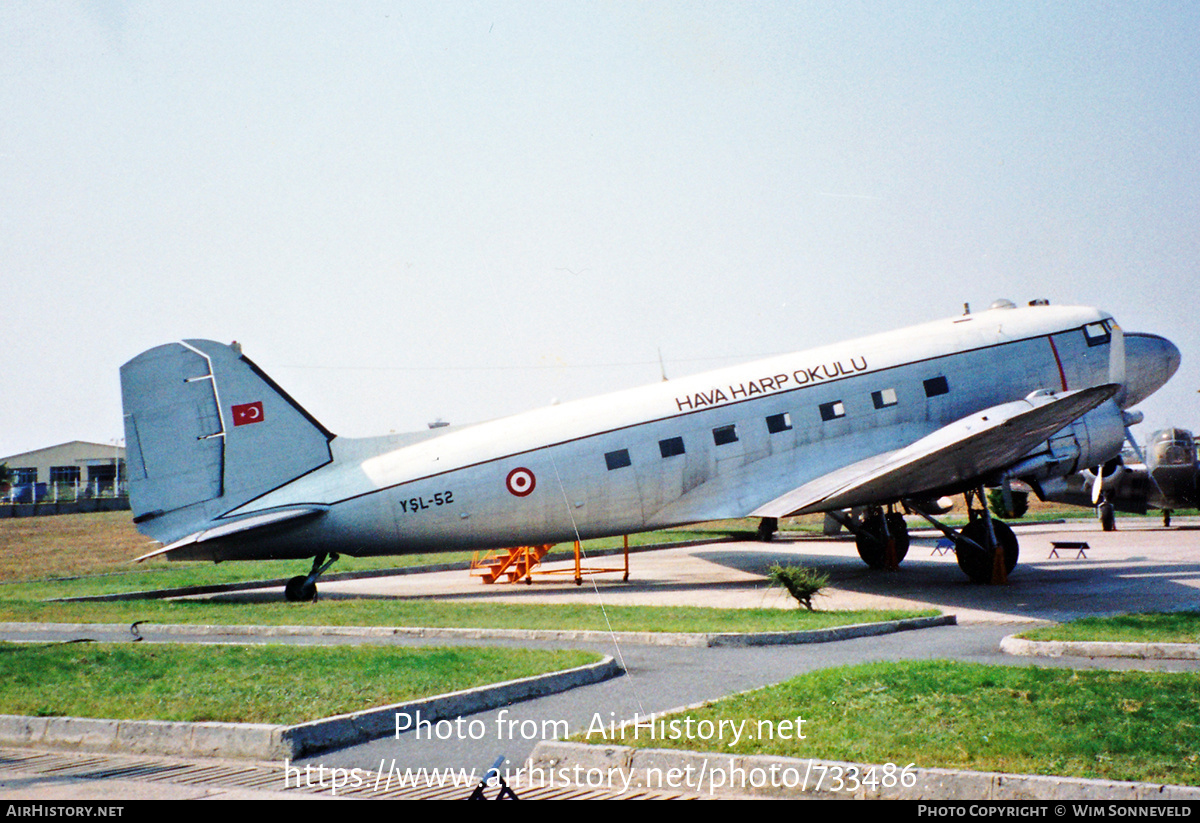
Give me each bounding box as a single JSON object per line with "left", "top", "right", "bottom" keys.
{"left": 120, "top": 299, "right": 1180, "bottom": 600}
{"left": 1038, "top": 428, "right": 1198, "bottom": 530}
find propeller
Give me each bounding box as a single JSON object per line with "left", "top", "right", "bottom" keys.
{"left": 1091, "top": 458, "right": 1119, "bottom": 505}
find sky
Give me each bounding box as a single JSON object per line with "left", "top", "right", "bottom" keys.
{"left": 3, "top": 1, "right": 1198, "bottom": 458}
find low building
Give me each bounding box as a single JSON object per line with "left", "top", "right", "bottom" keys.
{"left": 1, "top": 441, "right": 126, "bottom": 502}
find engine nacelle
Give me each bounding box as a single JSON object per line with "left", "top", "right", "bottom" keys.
{"left": 1078, "top": 456, "right": 1129, "bottom": 497}
{"left": 1003, "top": 399, "right": 1126, "bottom": 485}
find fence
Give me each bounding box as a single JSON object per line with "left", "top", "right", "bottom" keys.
{"left": 1, "top": 481, "right": 130, "bottom": 517}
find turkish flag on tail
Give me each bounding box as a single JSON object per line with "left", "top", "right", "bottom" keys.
{"left": 232, "top": 402, "right": 265, "bottom": 426}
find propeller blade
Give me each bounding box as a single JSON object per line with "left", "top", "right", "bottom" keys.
{"left": 1125, "top": 426, "right": 1146, "bottom": 465}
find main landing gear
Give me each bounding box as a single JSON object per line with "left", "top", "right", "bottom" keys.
{"left": 284, "top": 552, "right": 339, "bottom": 602}
{"left": 830, "top": 491, "right": 1018, "bottom": 583}
{"left": 909, "top": 487, "right": 1018, "bottom": 584}
{"left": 756, "top": 517, "right": 779, "bottom": 541}
{"left": 830, "top": 506, "right": 910, "bottom": 570}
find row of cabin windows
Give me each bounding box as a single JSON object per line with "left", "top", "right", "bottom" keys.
{"left": 603, "top": 375, "right": 951, "bottom": 470}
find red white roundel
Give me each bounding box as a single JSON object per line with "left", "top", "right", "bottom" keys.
{"left": 505, "top": 467, "right": 536, "bottom": 497}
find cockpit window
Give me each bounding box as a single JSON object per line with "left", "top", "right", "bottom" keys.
{"left": 1150, "top": 429, "right": 1196, "bottom": 466}
{"left": 1083, "top": 321, "right": 1112, "bottom": 347}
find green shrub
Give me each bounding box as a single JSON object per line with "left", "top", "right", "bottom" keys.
{"left": 767, "top": 564, "right": 829, "bottom": 611}
{"left": 987, "top": 488, "right": 1028, "bottom": 519}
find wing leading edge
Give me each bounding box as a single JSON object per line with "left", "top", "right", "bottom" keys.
{"left": 751, "top": 383, "right": 1120, "bottom": 518}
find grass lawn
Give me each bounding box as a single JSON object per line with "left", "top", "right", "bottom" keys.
{"left": 0, "top": 511, "right": 934, "bottom": 632}
{"left": 1020, "top": 611, "right": 1200, "bottom": 645}
{"left": 0, "top": 641, "right": 599, "bottom": 725}
{"left": 586, "top": 660, "right": 1200, "bottom": 786}
{"left": 0, "top": 597, "right": 933, "bottom": 634}
{"left": 0, "top": 512, "right": 759, "bottom": 597}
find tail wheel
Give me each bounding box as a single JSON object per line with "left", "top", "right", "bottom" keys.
{"left": 855, "top": 512, "right": 910, "bottom": 568}
{"left": 955, "top": 519, "right": 1018, "bottom": 583}
{"left": 285, "top": 575, "right": 317, "bottom": 602}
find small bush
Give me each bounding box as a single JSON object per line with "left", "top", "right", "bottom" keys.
{"left": 768, "top": 564, "right": 829, "bottom": 611}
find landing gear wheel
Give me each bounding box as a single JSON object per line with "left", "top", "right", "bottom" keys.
{"left": 1163, "top": 510, "right": 1172, "bottom": 527}
{"left": 1099, "top": 502, "right": 1115, "bottom": 532}
{"left": 285, "top": 575, "right": 317, "bottom": 602}
{"left": 855, "top": 512, "right": 910, "bottom": 569}
{"left": 955, "top": 519, "right": 1018, "bottom": 583}
{"left": 757, "top": 517, "right": 778, "bottom": 542}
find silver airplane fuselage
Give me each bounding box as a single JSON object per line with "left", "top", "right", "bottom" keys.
{"left": 123, "top": 302, "right": 1178, "bottom": 564}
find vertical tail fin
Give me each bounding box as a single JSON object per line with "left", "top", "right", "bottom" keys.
{"left": 120, "top": 339, "right": 334, "bottom": 544}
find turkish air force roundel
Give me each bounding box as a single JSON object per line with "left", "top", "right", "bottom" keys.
{"left": 505, "top": 467, "right": 536, "bottom": 496}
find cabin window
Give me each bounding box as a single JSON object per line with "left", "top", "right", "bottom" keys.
{"left": 924, "top": 376, "right": 950, "bottom": 398}
{"left": 605, "top": 449, "right": 631, "bottom": 470}
{"left": 819, "top": 401, "right": 845, "bottom": 421}
{"left": 712, "top": 424, "right": 738, "bottom": 446}
{"left": 872, "top": 388, "right": 898, "bottom": 409}
{"left": 1083, "top": 321, "right": 1112, "bottom": 347}
{"left": 766, "top": 412, "right": 792, "bottom": 433}
{"left": 659, "top": 436, "right": 685, "bottom": 458}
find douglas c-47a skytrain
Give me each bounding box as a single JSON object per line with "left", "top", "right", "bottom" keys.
{"left": 121, "top": 299, "right": 1180, "bottom": 600}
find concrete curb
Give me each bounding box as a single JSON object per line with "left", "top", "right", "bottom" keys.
{"left": 703, "top": 614, "right": 954, "bottom": 647}
{"left": 528, "top": 740, "right": 1200, "bottom": 800}
{"left": 0, "top": 614, "right": 954, "bottom": 648}
{"left": 0, "top": 655, "right": 621, "bottom": 760}
{"left": 1000, "top": 634, "right": 1200, "bottom": 660}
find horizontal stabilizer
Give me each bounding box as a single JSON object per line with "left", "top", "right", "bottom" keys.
{"left": 134, "top": 506, "right": 328, "bottom": 562}
{"left": 751, "top": 384, "right": 1119, "bottom": 518}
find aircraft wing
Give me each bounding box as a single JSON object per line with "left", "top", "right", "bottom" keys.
{"left": 751, "top": 384, "right": 1120, "bottom": 518}
{"left": 133, "top": 506, "right": 329, "bottom": 562}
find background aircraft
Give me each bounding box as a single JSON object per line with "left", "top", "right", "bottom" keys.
{"left": 1038, "top": 428, "right": 1198, "bottom": 529}
{"left": 120, "top": 300, "right": 1179, "bottom": 600}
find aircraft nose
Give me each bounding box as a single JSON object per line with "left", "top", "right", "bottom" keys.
{"left": 1122, "top": 333, "right": 1181, "bottom": 407}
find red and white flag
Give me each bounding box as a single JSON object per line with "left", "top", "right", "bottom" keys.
{"left": 232, "top": 401, "right": 265, "bottom": 426}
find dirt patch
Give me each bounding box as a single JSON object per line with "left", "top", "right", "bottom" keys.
{"left": 0, "top": 511, "right": 149, "bottom": 582}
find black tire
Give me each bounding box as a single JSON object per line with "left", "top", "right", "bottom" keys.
{"left": 1099, "top": 503, "right": 1115, "bottom": 532}
{"left": 955, "top": 519, "right": 1018, "bottom": 583}
{"left": 757, "top": 517, "right": 778, "bottom": 542}
{"left": 285, "top": 575, "right": 317, "bottom": 602}
{"left": 855, "top": 512, "right": 910, "bottom": 568}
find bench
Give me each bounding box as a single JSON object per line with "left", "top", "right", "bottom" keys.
{"left": 932, "top": 538, "right": 955, "bottom": 556}
{"left": 1049, "top": 541, "right": 1089, "bottom": 559}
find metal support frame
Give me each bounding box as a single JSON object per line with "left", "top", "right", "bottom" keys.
{"left": 472, "top": 536, "right": 631, "bottom": 586}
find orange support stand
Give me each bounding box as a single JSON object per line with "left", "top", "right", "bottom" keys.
{"left": 469, "top": 544, "right": 552, "bottom": 584}
{"left": 470, "top": 537, "right": 631, "bottom": 584}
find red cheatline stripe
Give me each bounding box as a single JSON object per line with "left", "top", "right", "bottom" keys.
{"left": 1047, "top": 336, "right": 1067, "bottom": 391}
